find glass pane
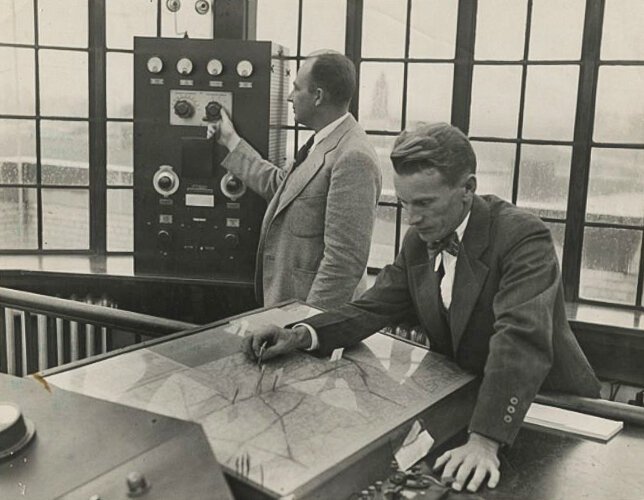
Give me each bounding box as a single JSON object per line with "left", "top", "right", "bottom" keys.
{"left": 38, "top": 0, "right": 87, "bottom": 48}
{"left": 469, "top": 65, "right": 522, "bottom": 137}
{"left": 39, "top": 49, "right": 88, "bottom": 117}
{"left": 586, "top": 148, "right": 644, "bottom": 226}
{"left": 475, "top": 0, "right": 527, "bottom": 60}
{"left": 0, "top": 187, "right": 37, "bottom": 249}
{"left": 580, "top": 227, "right": 641, "bottom": 306}
{"left": 287, "top": 59, "right": 297, "bottom": 126}
{"left": 471, "top": 141, "right": 515, "bottom": 200}
{"left": 285, "top": 129, "right": 295, "bottom": 164}
{"left": 544, "top": 221, "right": 565, "bottom": 267}
{"left": 367, "top": 134, "right": 397, "bottom": 200}
{"left": 40, "top": 120, "right": 89, "bottom": 185}
{"left": 522, "top": 65, "right": 578, "bottom": 140}
{"left": 517, "top": 145, "right": 571, "bottom": 217}
{"left": 369, "top": 205, "right": 397, "bottom": 269}
{"left": 594, "top": 67, "right": 644, "bottom": 143}
{"left": 42, "top": 188, "right": 89, "bottom": 249}
{"left": 409, "top": 0, "right": 458, "bottom": 59}
{"left": 359, "top": 62, "right": 404, "bottom": 132}
{"left": 161, "top": 0, "right": 213, "bottom": 39}
{"left": 107, "top": 0, "right": 157, "bottom": 50}
{"left": 528, "top": 0, "right": 584, "bottom": 60}
{"left": 107, "top": 52, "right": 133, "bottom": 119}
{"left": 107, "top": 189, "right": 133, "bottom": 252}
{"left": 107, "top": 121, "right": 133, "bottom": 186}
{"left": 300, "top": 0, "right": 346, "bottom": 55}
{"left": 257, "top": 0, "right": 298, "bottom": 54}
{"left": 406, "top": 64, "right": 453, "bottom": 128}
{"left": 362, "top": 0, "right": 407, "bottom": 58}
{"left": 0, "top": 119, "right": 36, "bottom": 184}
{"left": 601, "top": 0, "right": 644, "bottom": 60}
{"left": 0, "top": 0, "right": 34, "bottom": 44}
{"left": 0, "top": 47, "right": 35, "bottom": 115}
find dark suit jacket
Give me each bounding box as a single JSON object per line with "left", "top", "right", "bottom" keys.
{"left": 305, "top": 194, "right": 601, "bottom": 445}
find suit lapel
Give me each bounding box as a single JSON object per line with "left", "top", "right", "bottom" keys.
{"left": 273, "top": 115, "right": 357, "bottom": 219}
{"left": 448, "top": 196, "right": 490, "bottom": 353}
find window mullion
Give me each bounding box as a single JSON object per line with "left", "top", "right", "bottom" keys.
{"left": 562, "top": 0, "right": 605, "bottom": 301}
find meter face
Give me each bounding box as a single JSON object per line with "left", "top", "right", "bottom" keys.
{"left": 147, "top": 56, "right": 163, "bottom": 74}
{"left": 207, "top": 58, "right": 224, "bottom": 76}
{"left": 176, "top": 57, "right": 194, "bottom": 75}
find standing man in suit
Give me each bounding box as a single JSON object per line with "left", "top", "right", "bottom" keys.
{"left": 240, "top": 123, "right": 601, "bottom": 492}
{"left": 207, "top": 52, "right": 381, "bottom": 310}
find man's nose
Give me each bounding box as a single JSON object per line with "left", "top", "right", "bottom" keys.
{"left": 407, "top": 210, "right": 423, "bottom": 225}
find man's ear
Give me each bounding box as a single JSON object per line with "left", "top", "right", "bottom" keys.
{"left": 314, "top": 88, "right": 324, "bottom": 107}
{"left": 463, "top": 175, "right": 477, "bottom": 198}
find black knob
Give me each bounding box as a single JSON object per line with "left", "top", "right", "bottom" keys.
{"left": 126, "top": 471, "right": 150, "bottom": 497}
{"left": 205, "top": 101, "right": 222, "bottom": 121}
{"left": 226, "top": 176, "right": 243, "bottom": 193}
{"left": 157, "top": 174, "right": 173, "bottom": 190}
{"left": 174, "top": 99, "right": 194, "bottom": 118}
{"left": 224, "top": 233, "right": 239, "bottom": 248}
{"left": 158, "top": 230, "right": 171, "bottom": 249}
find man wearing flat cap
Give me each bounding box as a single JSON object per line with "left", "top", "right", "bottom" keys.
{"left": 241, "top": 123, "right": 601, "bottom": 492}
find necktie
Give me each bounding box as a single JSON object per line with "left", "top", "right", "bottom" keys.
{"left": 293, "top": 135, "right": 315, "bottom": 169}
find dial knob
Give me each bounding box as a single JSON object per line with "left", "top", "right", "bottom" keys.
{"left": 224, "top": 233, "right": 239, "bottom": 248}
{"left": 173, "top": 99, "right": 194, "bottom": 118}
{"left": 176, "top": 57, "right": 193, "bottom": 75}
{"left": 157, "top": 174, "right": 174, "bottom": 191}
{"left": 146, "top": 56, "right": 163, "bottom": 74}
{"left": 236, "top": 60, "right": 253, "bottom": 77}
{"left": 157, "top": 230, "right": 171, "bottom": 250}
{"left": 126, "top": 471, "right": 150, "bottom": 497}
{"left": 205, "top": 101, "right": 222, "bottom": 121}
{"left": 225, "top": 176, "right": 243, "bottom": 194}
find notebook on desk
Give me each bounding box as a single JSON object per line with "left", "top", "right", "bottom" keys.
{"left": 524, "top": 403, "right": 624, "bottom": 442}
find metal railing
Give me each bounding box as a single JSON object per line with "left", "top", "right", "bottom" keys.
{"left": 0, "top": 287, "right": 196, "bottom": 376}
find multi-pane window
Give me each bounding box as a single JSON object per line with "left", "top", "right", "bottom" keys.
{"left": 0, "top": 1, "right": 642, "bottom": 309}
{"left": 0, "top": 0, "right": 89, "bottom": 250}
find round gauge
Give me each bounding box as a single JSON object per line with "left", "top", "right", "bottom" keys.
{"left": 206, "top": 58, "right": 224, "bottom": 76}
{"left": 176, "top": 57, "right": 193, "bottom": 75}
{"left": 146, "top": 56, "right": 163, "bottom": 74}
{"left": 236, "top": 60, "right": 254, "bottom": 78}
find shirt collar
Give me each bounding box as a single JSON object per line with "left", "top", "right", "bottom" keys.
{"left": 454, "top": 210, "right": 471, "bottom": 244}
{"left": 311, "top": 112, "right": 350, "bottom": 151}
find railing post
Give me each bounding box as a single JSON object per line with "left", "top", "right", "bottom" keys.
{"left": 20, "top": 311, "right": 28, "bottom": 376}
{"left": 37, "top": 314, "right": 48, "bottom": 371}
{"left": 70, "top": 321, "right": 79, "bottom": 362}
{"left": 56, "top": 317, "right": 64, "bottom": 365}
{"left": 4, "top": 308, "right": 16, "bottom": 375}
{"left": 86, "top": 323, "right": 96, "bottom": 357}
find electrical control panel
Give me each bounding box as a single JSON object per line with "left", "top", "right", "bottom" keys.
{"left": 133, "top": 37, "right": 289, "bottom": 282}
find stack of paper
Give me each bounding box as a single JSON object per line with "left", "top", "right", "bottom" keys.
{"left": 523, "top": 403, "right": 624, "bottom": 442}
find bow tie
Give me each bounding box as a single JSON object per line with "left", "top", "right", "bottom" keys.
{"left": 427, "top": 232, "right": 460, "bottom": 259}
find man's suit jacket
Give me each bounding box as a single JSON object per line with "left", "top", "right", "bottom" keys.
{"left": 305, "top": 194, "right": 601, "bottom": 445}
{"left": 222, "top": 115, "right": 381, "bottom": 309}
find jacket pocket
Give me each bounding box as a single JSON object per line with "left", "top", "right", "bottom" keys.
{"left": 288, "top": 195, "right": 326, "bottom": 238}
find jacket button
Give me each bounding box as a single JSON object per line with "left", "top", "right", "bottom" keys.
{"left": 504, "top": 415, "right": 512, "bottom": 423}
{"left": 507, "top": 405, "right": 516, "bottom": 414}
{"left": 510, "top": 397, "right": 518, "bottom": 405}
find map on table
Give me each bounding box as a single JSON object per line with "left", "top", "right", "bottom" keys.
{"left": 47, "top": 303, "right": 474, "bottom": 498}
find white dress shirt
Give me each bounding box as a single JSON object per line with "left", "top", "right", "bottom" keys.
{"left": 435, "top": 211, "right": 470, "bottom": 309}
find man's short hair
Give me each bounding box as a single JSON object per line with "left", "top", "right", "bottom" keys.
{"left": 307, "top": 52, "right": 356, "bottom": 107}
{"left": 390, "top": 123, "right": 477, "bottom": 186}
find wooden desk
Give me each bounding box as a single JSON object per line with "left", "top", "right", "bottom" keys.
{"left": 422, "top": 425, "right": 644, "bottom": 500}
